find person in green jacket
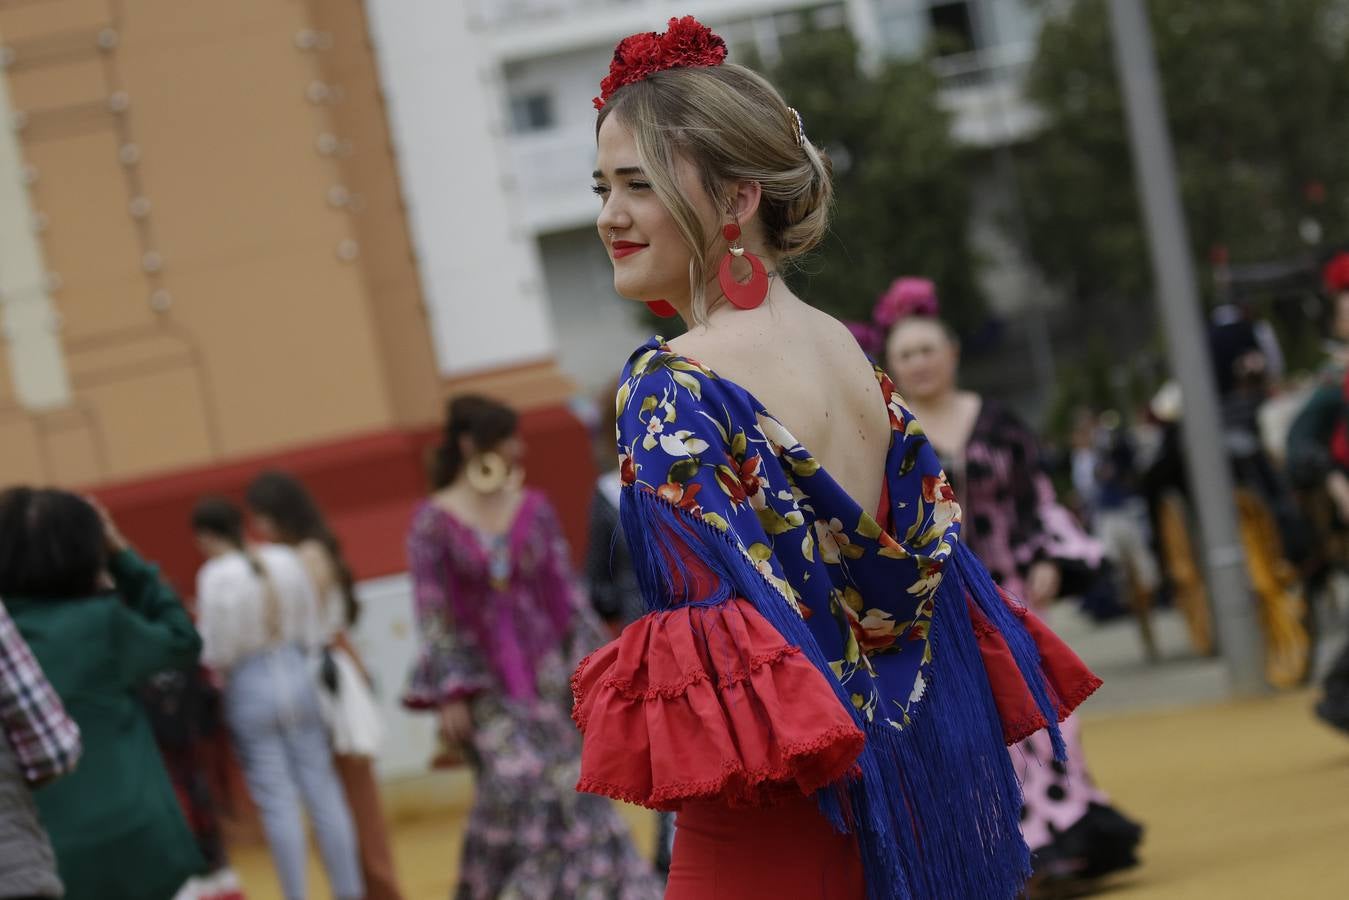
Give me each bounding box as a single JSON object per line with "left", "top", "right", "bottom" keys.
{"left": 0, "top": 487, "right": 206, "bottom": 900}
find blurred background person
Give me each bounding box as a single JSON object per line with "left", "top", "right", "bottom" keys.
{"left": 403, "top": 394, "right": 660, "bottom": 899}
{"left": 1287, "top": 251, "right": 1349, "bottom": 732}
{"left": 140, "top": 661, "right": 241, "bottom": 900}
{"left": 1205, "top": 298, "right": 1313, "bottom": 689}
{"left": 192, "top": 497, "right": 363, "bottom": 900}
{"left": 0, "top": 488, "right": 205, "bottom": 900}
{"left": 0, "top": 599, "right": 81, "bottom": 900}
{"left": 881, "top": 281, "right": 1143, "bottom": 896}
{"left": 586, "top": 382, "right": 647, "bottom": 634}
{"left": 1080, "top": 409, "right": 1163, "bottom": 640}
{"left": 244, "top": 472, "right": 402, "bottom": 900}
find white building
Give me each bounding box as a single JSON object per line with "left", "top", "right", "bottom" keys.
{"left": 371, "top": 0, "right": 1048, "bottom": 404}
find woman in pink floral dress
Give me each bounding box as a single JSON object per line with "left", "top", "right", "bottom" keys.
{"left": 403, "top": 395, "right": 660, "bottom": 900}
{"left": 880, "top": 281, "right": 1143, "bottom": 896}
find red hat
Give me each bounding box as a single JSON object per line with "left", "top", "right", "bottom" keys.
{"left": 1324, "top": 252, "right": 1349, "bottom": 295}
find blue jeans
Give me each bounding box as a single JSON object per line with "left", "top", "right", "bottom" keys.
{"left": 225, "top": 645, "right": 363, "bottom": 900}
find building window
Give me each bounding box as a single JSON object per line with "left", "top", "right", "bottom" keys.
{"left": 509, "top": 92, "right": 555, "bottom": 133}
{"left": 928, "top": 0, "right": 976, "bottom": 55}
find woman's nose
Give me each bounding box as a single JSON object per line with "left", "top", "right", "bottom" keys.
{"left": 597, "top": 202, "right": 625, "bottom": 233}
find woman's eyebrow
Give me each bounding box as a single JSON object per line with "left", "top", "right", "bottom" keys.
{"left": 592, "top": 166, "right": 644, "bottom": 179}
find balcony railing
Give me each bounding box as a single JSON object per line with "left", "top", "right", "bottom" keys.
{"left": 931, "top": 41, "right": 1043, "bottom": 145}
{"left": 930, "top": 40, "right": 1036, "bottom": 91}
{"left": 465, "top": 0, "right": 829, "bottom": 61}
{"left": 467, "top": 0, "right": 641, "bottom": 30}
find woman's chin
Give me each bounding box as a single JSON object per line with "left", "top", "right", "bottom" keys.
{"left": 612, "top": 275, "right": 654, "bottom": 302}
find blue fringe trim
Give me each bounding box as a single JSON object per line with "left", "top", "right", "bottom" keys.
{"left": 619, "top": 487, "right": 1058, "bottom": 899}
{"left": 951, "top": 542, "right": 1067, "bottom": 761}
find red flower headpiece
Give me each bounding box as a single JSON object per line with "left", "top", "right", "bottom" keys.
{"left": 845, "top": 277, "right": 940, "bottom": 357}
{"left": 593, "top": 16, "right": 728, "bottom": 110}
{"left": 873, "top": 277, "right": 940, "bottom": 329}
{"left": 1324, "top": 251, "right": 1349, "bottom": 295}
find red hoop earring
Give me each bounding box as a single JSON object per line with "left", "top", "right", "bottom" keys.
{"left": 717, "top": 222, "right": 769, "bottom": 310}
{"left": 645, "top": 299, "right": 678, "bottom": 318}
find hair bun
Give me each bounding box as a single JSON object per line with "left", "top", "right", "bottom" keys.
{"left": 775, "top": 141, "right": 834, "bottom": 257}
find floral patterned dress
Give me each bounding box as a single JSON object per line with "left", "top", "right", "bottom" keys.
{"left": 403, "top": 492, "right": 661, "bottom": 900}
{"left": 950, "top": 401, "right": 1103, "bottom": 601}
{"left": 572, "top": 338, "right": 1101, "bottom": 900}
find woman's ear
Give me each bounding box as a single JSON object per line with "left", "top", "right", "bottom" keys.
{"left": 727, "top": 180, "right": 763, "bottom": 226}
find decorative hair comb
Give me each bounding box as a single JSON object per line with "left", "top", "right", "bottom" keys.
{"left": 593, "top": 16, "right": 727, "bottom": 110}
{"left": 787, "top": 106, "right": 806, "bottom": 146}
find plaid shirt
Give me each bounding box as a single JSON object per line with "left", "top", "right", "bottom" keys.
{"left": 0, "top": 601, "right": 81, "bottom": 784}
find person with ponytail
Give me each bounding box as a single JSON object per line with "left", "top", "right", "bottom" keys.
{"left": 403, "top": 394, "right": 660, "bottom": 899}
{"left": 244, "top": 472, "right": 402, "bottom": 900}
{"left": 574, "top": 17, "right": 1102, "bottom": 900}
{"left": 191, "top": 497, "right": 362, "bottom": 900}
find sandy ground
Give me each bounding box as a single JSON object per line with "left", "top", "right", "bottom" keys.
{"left": 228, "top": 686, "right": 1349, "bottom": 898}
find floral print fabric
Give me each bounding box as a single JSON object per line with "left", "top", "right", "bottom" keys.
{"left": 615, "top": 337, "right": 963, "bottom": 735}
{"left": 403, "top": 497, "right": 661, "bottom": 900}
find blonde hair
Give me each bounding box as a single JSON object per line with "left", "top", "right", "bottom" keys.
{"left": 597, "top": 64, "right": 833, "bottom": 323}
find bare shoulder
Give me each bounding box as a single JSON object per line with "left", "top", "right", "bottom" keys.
{"left": 800, "top": 304, "right": 877, "bottom": 374}
{"left": 668, "top": 300, "right": 865, "bottom": 380}
{"left": 296, "top": 539, "right": 335, "bottom": 585}
{"left": 259, "top": 543, "right": 310, "bottom": 588}
{"left": 665, "top": 318, "right": 758, "bottom": 374}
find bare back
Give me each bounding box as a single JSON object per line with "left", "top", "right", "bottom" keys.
{"left": 670, "top": 296, "right": 891, "bottom": 515}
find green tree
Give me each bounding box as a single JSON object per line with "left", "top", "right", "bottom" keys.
{"left": 1017, "top": 0, "right": 1349, "bottom": 308}
{"left": 758, "top": 28, "right": 985, "bottom": 331}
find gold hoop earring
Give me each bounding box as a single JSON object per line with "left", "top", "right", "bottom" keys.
{"left": 465, "top": 451, "right": 510, "bottom": 494}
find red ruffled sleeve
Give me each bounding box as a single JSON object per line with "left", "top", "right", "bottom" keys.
{"left": 971, "top": 588, "right": 1102, "bottom": 745}
{"left": 571, "top": 596, "right": 865, "bottom": 811}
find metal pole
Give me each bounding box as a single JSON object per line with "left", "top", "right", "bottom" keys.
{"left": 1107, "top": 0, "right": 1265, "bottom": 695}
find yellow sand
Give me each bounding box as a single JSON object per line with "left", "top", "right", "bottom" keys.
{"left": 230, "top": 689, "right": 1349, "bottom": 898}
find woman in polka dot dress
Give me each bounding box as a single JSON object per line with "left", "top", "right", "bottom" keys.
{"left": 880, "top": 281, "right": 1144, "bottom": 895}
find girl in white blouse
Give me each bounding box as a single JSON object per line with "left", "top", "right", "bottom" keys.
{"left": 191, "top": 498, "right": 362, "bottom": 900}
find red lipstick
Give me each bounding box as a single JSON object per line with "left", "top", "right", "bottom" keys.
{"left": 612, "top": 240, "right": 648, "bottom": 259}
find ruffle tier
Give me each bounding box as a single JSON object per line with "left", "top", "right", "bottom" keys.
{"left": 572, "top": 588, "right": 1100, "bottom": 813}
{"left": 571, "top": 597, "right": 865, "bottom": 811}
{"left": 969, "top": 592, "right": 1103, "bottom": 745}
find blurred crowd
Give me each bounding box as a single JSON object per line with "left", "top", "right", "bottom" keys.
{"left": 3, "top": 248, "right": 1349, "bottom": 899}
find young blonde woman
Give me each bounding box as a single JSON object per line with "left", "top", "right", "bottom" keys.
{"left": 570, "top": 17, "right": 1101, "bottom": 900}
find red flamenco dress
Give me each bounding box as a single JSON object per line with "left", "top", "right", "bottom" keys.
{"left": 573, "top": 340, "right": 1100, "bottom": 900}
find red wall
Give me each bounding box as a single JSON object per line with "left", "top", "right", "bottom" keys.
{"left": 85, "top": 404, "right": 598, "bottom": 597}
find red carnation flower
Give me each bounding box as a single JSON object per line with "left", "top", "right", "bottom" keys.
{"left": 661, "top": 15, "right": 727, "bottom": 68}
{"left": 593, "top": 16, "right": 727, "bottom": 109}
